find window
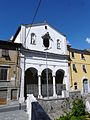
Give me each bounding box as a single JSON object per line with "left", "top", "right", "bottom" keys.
{"left": 57, "top": 39, "right": 61, "bottom": 49}
{"left": 82, "top": 65, "right": 87, "bottom": 73}
{"left": 72, "top": 64, "right": 77, "bottom": 72}
{"left": 0, "top": 67, "right": 8, "bottom": 80}
{"left": 74, "top": 82, "right": 77, "bottom": 90}
{"left": 45, "top": 26, "right": 47, "bottom": 29}
{"left": 81, "top": 54, "right": 85, "bottom": 59}
{"left": 2, "top": 49, "right": 9, "bottom": 57}
{"left": 31, "top": 33, "right": 36, "bottom": 45}
{"left": 71, "top": 52, "right": 74, "bottom": 58}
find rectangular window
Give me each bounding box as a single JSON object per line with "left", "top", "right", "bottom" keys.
{"left": 57, "top": 39, "right": 61, "bottom": 49}
{"left": 72, "top": 64, "right": 77, "bottom": 72}
{"left": 71, "top": 52, "right": 74, "bottom": 58}
{"left": 0, "top": 68, "right": 8, "bottom": 80}
{"left": 82, "top": 65, "right": 87, "bottom": 73}
{"left": 81, "top": 54, "right": 85, "bottom": 59}
{"left": 2, "top": 49, "right": 9, "bottom": 57}
{"left": 31, "top": 33, "right": 36, "bottom": 45}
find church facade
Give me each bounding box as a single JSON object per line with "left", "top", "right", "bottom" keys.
{"left": 12, "top": 23, "right": 70, "bottom": 103}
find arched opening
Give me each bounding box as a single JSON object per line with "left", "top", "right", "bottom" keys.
{"left": 83, "top": 79, "right": 88, "bottom": 94}
{"left": 55, "top": 69, "right": 65, "bottom": 95}
{"left": 24, "top": 67, "right": 38, "bottom": 99}
{"left": 41, "top": 68, "right": 53, "bottom": 97}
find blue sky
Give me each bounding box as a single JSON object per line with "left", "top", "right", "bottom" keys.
{"left": 0, "top": 0, "right": 90, "bottom": 49}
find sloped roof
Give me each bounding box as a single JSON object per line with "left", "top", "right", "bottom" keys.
{"left": 0, "top": 40, "right": 22, "bottom": 50}
{"left": 12, "top": 22, "right": 66, "bottom": 42}
{"left": 68, "top": 46, "right": 90, "bottom": 55}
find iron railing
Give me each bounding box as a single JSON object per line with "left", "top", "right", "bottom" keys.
{"left": 26, "top": 84, "right": 66, "bottom": 97}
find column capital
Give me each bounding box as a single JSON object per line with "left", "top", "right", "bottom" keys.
{"left": 38, "top": 70, "right": 42, "bottom": 76}
{"left": 52, "top": 70, "right": 56, "bottom": 77}
{"left": 38, "top": 75, "right": 41, "bottom": 77}
{"left": 52, "top": 75, "right": 56, "bottom": 77}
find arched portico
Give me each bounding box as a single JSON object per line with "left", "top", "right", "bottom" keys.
{"left": 24, "top": 67, "right": 38, "bottom": 99}
{"left": 55, "top": 69, "right": 65, "bottom": 95}
{"left": 41, "top": 68, "right": 53, "bottom": 97}
{"left": 23, "top": 66, "right": 67, "bottom": 99}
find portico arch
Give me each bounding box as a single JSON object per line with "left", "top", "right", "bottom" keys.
{"left": 55, "top": 69, "right": 65, "bottom": 95}
{"left": 24, "top": 67, "right": 38, "bottom": 99}
{"left": 41, "top": 68, "right": 53, "bottom": 97}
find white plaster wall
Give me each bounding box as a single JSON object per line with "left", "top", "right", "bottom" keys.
{"left": 24, "top": 55, "right": 69, "bottom": 90}
{"left": 17, "top": 24, "right": 67, "bottom": 55}
{"left": 14, "top": 23, "right": 70, "bottom": 100}
{"left": 14, "top": 29, "right": 21, "bottom": 43}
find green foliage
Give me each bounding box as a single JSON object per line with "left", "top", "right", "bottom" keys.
{"left": 70, "top": 116, "right": 86, "bottom": 120}
{"left": 56, "top": 115, "right": 86, "bottom": 120}
{"left": 56, "top": 98, "right": 86, "bottom": 120}
{"left": 71, "top": 99, "right": 85, "bottom": 117}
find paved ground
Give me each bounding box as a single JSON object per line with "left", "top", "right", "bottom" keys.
{"left": 0, "top": 110, "right": 29, "bottom": 120}
{"left": 0, "top": 101, "right": 28, "bottom": 120}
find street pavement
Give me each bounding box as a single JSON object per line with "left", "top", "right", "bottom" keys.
{"left": 0, "top": 101, "right": 28, "bottom": 120}
{"left": 0, "top": 110, "right": 29, "bottom": 120}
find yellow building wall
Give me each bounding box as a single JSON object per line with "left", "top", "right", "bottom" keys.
{"left": 69, "top": 51, "right": 90, "bottom": 93}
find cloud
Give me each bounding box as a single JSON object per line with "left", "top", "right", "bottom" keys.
{"left": 86, "top": 37, "right": 90, "bottom": 44}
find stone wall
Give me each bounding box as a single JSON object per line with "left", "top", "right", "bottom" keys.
{"left": 38, "top": 90, "right": 82, "bottom": 120}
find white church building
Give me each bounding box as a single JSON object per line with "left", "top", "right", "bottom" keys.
{"left": 12, "top": 22, "right": 70, "bottom": 103}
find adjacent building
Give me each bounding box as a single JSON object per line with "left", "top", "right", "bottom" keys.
{"left": 12, "top": 22, "right": 70, "bottom": 103}
{"left": 68, "top": 46, "right": 90, "bottom": 94}
{"left": 0, "top": 40, "right": 21, "bottom": 104}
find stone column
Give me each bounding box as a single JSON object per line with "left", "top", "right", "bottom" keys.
{"left": 53, "top": 75, "right": 57, "bottom": 97}
{"left": 38, "top": 75, "right": 42, "bottom": 98}
{"left": 19, "top": 56, "right": 25, "bottom": 103}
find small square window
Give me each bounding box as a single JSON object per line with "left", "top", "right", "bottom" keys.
{"left": 57, "top": 39, "right": 61, "bottom": 49}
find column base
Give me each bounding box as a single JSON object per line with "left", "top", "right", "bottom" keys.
{"left": 19, "top": 97, "right": 25, "bottom": 103}
{"left": 62, "top": 90, "right": 67, "bottom": 98}
{"left": 53, "top": 94, "right": 57, "bottom": 98}
{"left": 38, "top": 95, "right": 43, "bottom": 99}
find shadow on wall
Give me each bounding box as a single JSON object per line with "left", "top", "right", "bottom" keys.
{"left": 31, "top": 102, "right": 51, "bottom": 120}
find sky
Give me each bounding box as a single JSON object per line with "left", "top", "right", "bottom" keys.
{"left": 0, "top": 0, "right": 90, "bottom": 49}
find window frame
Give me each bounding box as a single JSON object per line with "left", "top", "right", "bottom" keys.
{"left": 72, "top": 64, "right": 77, "bottom": 72}
{"left": 0, "top": 67, "right": 8, "bottom": 81}
{"left": 81, "top": 54, "right": 85, "bottom": 60}
{"left": 74, "top": 82, "right": 77, "bottom": 90}
{"left": 82, "top": 65, "right": 87, "bottom": 73}
{"left": 30, "top": 33, "right": 36, "bottom": 45}
{"left": 57, "top": 39, "right": 61, "bottom": 49}
{"left": 2, "top": 49, "right": 9, "bottom": 57}
{"left": 71, "top": 52, "right": 74, "bottom": 58}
